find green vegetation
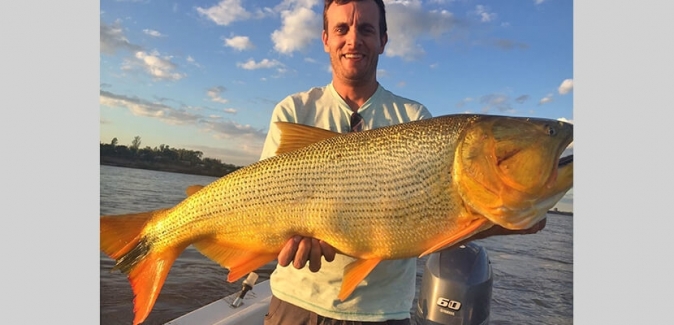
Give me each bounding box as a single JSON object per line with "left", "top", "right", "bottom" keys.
{"left": 100, "top": 136, "right": 243, "bottom": 177}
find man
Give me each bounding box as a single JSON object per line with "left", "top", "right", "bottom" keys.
{"left": 260, "top": 0, "right": 545, "bottom": 324}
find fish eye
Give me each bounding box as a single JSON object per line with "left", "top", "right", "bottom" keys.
{"left": 545, "top": 124, "right": 556, "bottom": 136}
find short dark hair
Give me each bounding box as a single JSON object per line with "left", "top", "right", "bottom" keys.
{"left": 323, "top": 0, "right": 387, "bottom": 37}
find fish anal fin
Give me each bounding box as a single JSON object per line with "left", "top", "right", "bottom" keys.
{"left": 127, "top": 246, "right": 184, "bottom": 325}
{"left": 186, "top": 185, "right": 205, "bottom": 197}
{"left": 419, "top": 218, "right": 492, "bottom": 257}
{"left": 100, "top": 210, "right": 162, "bottom": 260}
{"left": 275, "top": 122, "right": 341, "bottom": 155}
{"left": 193, "top": 238, "right": 278, "bottom": 283}
{"left": 338, "top": 258, "right": 381, "bottom": 301}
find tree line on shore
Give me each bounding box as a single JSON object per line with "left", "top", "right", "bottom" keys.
{"left": 100, "top": 136, "right": 242, "bottom": 177}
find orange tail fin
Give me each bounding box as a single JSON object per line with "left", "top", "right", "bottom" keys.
{"left": 100, "top": 209, "right": 183, "bottom": 325}
{"left": 100, "top": 211, "right": 156, "bottom": 259}
{"left": 127, "top": 246, "right": 185, "bottom": 325}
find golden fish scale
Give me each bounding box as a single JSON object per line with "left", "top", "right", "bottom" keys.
{"left": 145, "top": 116, "right": 481, "bottom": 259}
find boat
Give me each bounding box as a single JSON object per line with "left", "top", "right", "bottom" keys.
{"left": 164, "top": 275, "right": 271, "bottom": 325}
{"left": 164, "top": 242, "right": 493, "bottom": 325}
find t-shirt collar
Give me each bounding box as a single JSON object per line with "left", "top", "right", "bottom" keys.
{"left": 327, "top": 82, "right": 383, "bottom": 115}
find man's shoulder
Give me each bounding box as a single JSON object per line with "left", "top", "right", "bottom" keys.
{"left": 272, "top": 85, "right": 332, "bottom": 120}
{"left": 283, "top": 85, "right": 330, "bottom": 102}
{"left": 375, "top": 85, "right": 431, "bottom": 119}
{"left": 377, "top": 85, "right": 425, "bottom": 108}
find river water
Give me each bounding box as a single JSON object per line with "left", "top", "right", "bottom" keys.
{"left": 100, "top": 165, "right": 572, "bottom": 325}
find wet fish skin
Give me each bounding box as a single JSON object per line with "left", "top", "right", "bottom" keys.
{"left": 100, "top": 114, "right": 573, "bottom": 325}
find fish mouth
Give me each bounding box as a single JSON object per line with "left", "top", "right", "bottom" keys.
{"left": 558, "top": 154, "right": 573, "bottom": 167}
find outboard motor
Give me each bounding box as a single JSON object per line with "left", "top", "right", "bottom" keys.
{"left": 414, "top": 242, "right": 493, "bottom": 325}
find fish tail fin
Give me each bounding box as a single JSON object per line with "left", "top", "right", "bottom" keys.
{"left": 127, "top": 245, "right": 184, "bottom": 325}
{"left": 100, "top": 211, "right": 158, "bottom": 259}
{"left": 100, "top": 209, "right": 182, "bottom": 325}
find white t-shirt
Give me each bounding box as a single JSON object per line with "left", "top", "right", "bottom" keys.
{"left": 260, "top": 82, "right": 432, "bottom": 321}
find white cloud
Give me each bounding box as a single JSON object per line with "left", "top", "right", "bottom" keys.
{"left": 100, "top": 20, "right": 142, "bottom": 54}
{"left": 207, "top": 86, "right": 229, "bottom": 104}
{"left": 100, "top": 90, "right": 198, "bottom": 124}
{"left": 224, "top": 35, "right": 255, "bottom": 51}
{"left": 143, "top": 29, "right": 164, "bottom": 37}
{"left": 196, "top": 0, "right": 273, "bottom": 26}
{"left": 384, "top": 0, "right": 457, "bottom": 61}
{"left": 456, "top": 93, "right": 520, "bottom": 113}
{"left": 186, "top": 55, "right": 201, "bottom": 68}
{"left": 126, "top": 51, "right": 185, "bottom": 81}
{"left": 271, "top": 3, "right": 321, "bottom": 54}
{"left": 456, "top": 97, "right": 474, "bottom": 109}
{"left": 196, "top": 0, "right": 251, "bottom": 26}
{"left": 237, "top": 58, "right": 283, "bottom": 70}
{"left": 480, "top": 93, "right": 514, "bottom": 113}
{"left": 558, "top": 78, "right": 573, "bottom": 95}
{"left": 473, "top": 5, "right": 497, "bottom": 23}
{"left": 101, "top": 90, "right": 266, "bottom": 147}
{"left": 515, "top": 94, "right": 530, "bottom": 104}
{"left": 539, "top": 93, "right": 554, "bottom": 105}
{"left": 534, "top": 0, "right": 547, "bottom": 5}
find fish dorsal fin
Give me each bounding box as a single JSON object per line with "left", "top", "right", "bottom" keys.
{"left": 275, "top": 122, "right": 341, "bottom": 155}
{"left": 185, "top": 185, "right": 205, "bottom": 197}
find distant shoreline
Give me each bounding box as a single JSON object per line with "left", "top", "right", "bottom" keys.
{"left": 100, "top": 158, "right": 235, "bottom": 178}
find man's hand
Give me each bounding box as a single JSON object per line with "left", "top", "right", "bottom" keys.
{"left": 278, "top": 236, "right": 337, "bottom": 272}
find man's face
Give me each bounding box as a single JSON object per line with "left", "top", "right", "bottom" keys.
{"left": 322, "top": 0, "right": 387, "bottom": 86}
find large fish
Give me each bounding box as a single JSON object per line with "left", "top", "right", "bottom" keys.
{"left": 100, "top": 114, "right": 573, "bottom": 325}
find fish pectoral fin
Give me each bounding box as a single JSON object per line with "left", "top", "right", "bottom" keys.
{"left": 193, "top": 239, "right": 277, "bottom": 282}
{"left": 275, "top": 122, "right": 341, "bottom": 155}
{"left": 419, "top": 218, "right": 492, "bottom": 257}
{"left": 185, "top": 185, "right": 205, "bottom": 197}
{"left": 338, "top": 258, "right": 382, "bottom": 301}
{"left": 127, "top": 247, "right": 183, "bottom": 325}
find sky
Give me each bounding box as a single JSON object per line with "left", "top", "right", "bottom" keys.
{"left": 100, "top": 0, "right": 573, "bottom": 168}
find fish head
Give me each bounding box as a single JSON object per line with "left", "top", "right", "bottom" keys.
{"left": 454, "top": 115, "right": 573, "bottom": 230}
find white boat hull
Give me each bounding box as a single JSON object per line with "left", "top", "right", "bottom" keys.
{"left": 164, "top": 280, "right": 271, "bottom": 325}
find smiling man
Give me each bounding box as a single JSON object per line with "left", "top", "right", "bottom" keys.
{"left": 260, "top": 1, "right": 431, "bottom": 324}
